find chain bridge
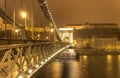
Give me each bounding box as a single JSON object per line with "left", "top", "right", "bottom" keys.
{"left": 0, "top": 0, "right": 72, "bottom": 78}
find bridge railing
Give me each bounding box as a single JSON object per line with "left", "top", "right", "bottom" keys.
{"left": 0, "top": 42, "right": 69, "bottom": 78}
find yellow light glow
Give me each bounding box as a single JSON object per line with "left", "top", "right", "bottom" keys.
{"left": 59, "top": 28, "right": 73, "bottom": 31}
{"left": 45, "top": 59, "right": 48, "bottom": 62}
{"left": 28, "top": 69, "right": 32, "bottom": 73}
{"left": 48, "top": 57, "right": 50, "bottom": 59}
{"left": 18, "top": 75, "right": 23, "bottom": 78}
{"left": 35, "top": 64, "right": 39, "bottom": 68}
{"left": 51, "top": 28, "right": 54, "bottom": 32}
{"left": 83, "top": 55, "right": 88, "bottom": 59}
{"left": 46, "top": 36, "right": 48, "bottom": 39}
{"left": 118, "top": 55, "right": 120, "bottom": 62}
{"left": 37, "top": 34, "right": 40, "bottom": 37}
{"left": 107, "top": 55, "right": 112, "bottom": 63}
{"left": 15, "top": 29, "right": 19, "bottom": 33}
{"left": 74, "top": 40, "right": 77, "bottom": 45}
{"left": 21, "top": 11, "right": 27, "bottom": 19}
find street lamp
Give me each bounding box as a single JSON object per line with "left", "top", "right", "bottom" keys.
{"left": 21, "top": 11, "right": 27, "bottom": 19}
{"left": 50, "top": 28, "right": 54, "bottom": 42}
{"left": 15, "top": 29, "right": 19, "bottom": 39}
{"left": 50, "top": 28, "right": 54, "bottom": 32}
{"left": 46, "top": 36, "right": 48, "bottom": 40}
{"left": 21, "top": 11, "right": 27, "bottom": 29}
{"left": 37, "top": 34, "right": 40, "bottom": 40}
{"left": 15, "top": 29, "right": 19, "bottom": 33}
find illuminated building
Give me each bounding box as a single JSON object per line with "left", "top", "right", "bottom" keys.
{"left": 64, "top": 24, "right": 85, "bottom": 30}
{"left": 85, "top": 22, "right": 118, "bottom": 29}
{"left": 65, "top": 23, "right": 120, "bottom": 50}
{"left": 59, "top": 28, "right": 74, "bottom": 43}
{"left": 92, "top": 36, "right": 118, "bottom": 50}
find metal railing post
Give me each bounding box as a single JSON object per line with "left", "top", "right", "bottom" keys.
{"left": 19, "top": 48, "right": 24, "bottom": 74}
{"left": 8, "top": 50, "right": 12, "bottom": 78}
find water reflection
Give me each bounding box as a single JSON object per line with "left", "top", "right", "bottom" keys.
{"left": 118, "top": 55, "right": 120, "bottom": 62}
{"left": 34, "top": 50, "right": 120, "bottom": 78}
{"left": 118, "top": 55, "right": 120, "bottom": 78}
{"left": 68, "top": 61, "right": 80, "bottom": 78}
{"left": 107, "top": 55, "right": 112, "bottom": 63}
{"left": 80, "top": 56, "right": 88, "bottom": 78}
{"left": 61, "top": 59, "right": 81, "bottom": 78}
{"left": 106, "top": 55, "right": 113, "bottom": 78}
{"left": 51, "top": 62, "right": 63, "bottom": 78}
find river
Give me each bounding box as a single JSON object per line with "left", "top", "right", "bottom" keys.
{"left": 33, "top": 49, "right": 120, "bottom": 78}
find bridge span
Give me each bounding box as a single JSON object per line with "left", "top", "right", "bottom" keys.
{"left": 0, "top": 0, "right": 73, "bottom": 78}
{"left": 0, "top": 40, "right": 72, "bottom": 78}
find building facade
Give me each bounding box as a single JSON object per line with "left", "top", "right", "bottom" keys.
{"left": 92, "top": 36, "right": 118, "bottom": 50}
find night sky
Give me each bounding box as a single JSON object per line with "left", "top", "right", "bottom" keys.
{"left": 0, "top": 0, "right": 48, "bottom": 26}
{"left": 46, "top": 0, "right": 120, "bottom": 26}
{"left": 0, "top": 0, "right": 120, "bottom": 27}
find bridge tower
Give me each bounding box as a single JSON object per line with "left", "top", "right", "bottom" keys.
{"left": 59, "top": 28, "right": 74, "bottom": 44}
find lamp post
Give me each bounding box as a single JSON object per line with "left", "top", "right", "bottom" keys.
{"left": 37, "top": 34, "right": 40, "bottom": 40}
{"left": 46, "top": 36, "right": 48, "bottom": 40}
{"left": 15, "top": 29, "right": 19, "bottom": 39}
{"left": 50, "top": 28, "right": 54, "bottom": 42}
{"left": 21, "top": 11, "right": 27, "bottom": 29}
{"left": 51, "top": 28, "right": 54, "bottom": 33}
{"left": 13, "top": 0, "right": 16, "bottom": 39}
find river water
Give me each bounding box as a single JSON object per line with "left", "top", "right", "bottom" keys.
{"left": 33, "top": 49, "right": 120, "bottom": 78}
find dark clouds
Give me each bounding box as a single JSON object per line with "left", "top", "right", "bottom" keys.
{"left": 46, "top": 0, "right": 120, "bottom": 26}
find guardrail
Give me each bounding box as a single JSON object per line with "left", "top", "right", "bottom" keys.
{"left": 0, "top": 42, "right": 70, "bottom": 78}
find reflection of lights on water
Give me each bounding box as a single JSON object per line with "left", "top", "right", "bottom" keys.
{"left": 117, "top": 55, "right": 120, "bottom": 75}
{"left": 107, "top": 55, "right": 112, "bottom": 63}
{"left": 69, "top": 61, "right": 80, "bottom": 78}
{"left": 106, "top": 55, "right": 113, "bottom": 74}
{"left": 118, "top": 55, "right": 120, "bottom": 62}
{"left": 51, "top": 62, "right": 62, "bottom": 78}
